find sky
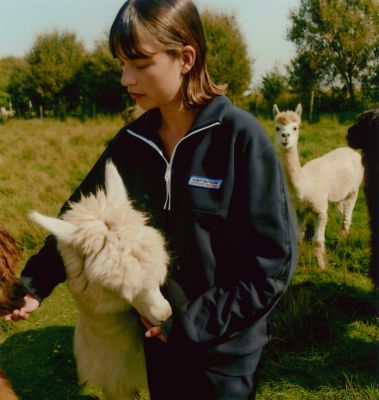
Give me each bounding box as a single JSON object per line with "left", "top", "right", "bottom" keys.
{"left": 0, "top": 0, "right": 298, "bottom": 86}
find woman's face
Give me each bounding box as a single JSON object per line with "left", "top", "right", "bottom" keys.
{"left": 119, "top": 30, "right": 185, "bottom": 110}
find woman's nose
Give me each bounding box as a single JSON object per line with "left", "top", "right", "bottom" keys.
{"left": 121, "top": 65, "right": 137, "bottom": 87}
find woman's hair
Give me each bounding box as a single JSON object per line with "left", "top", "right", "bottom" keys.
{"left": 109, "top": 0, "right": 227, "bottom": 109}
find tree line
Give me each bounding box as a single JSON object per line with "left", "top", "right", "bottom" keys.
{"left": 0, "top": 0, "right": 378, "bottom": 121}
{"left": 0, "top": 9, "right": 251, "bottom": 120}
{"left": 257, "top": 0, "right": 378, "bottom": 119}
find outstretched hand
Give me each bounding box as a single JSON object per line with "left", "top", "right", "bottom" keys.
{"left": 140, "top": 316, "right": 167, "bottom": 343}
{"left": 3, "top": 294, "right": 40, "bottom": 321}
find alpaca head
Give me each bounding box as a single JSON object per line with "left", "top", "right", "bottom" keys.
{"left": 273, "top": 104, "right": 302, "bottom": 150}
{"left": 347, "top": 108, "right": 379, "bottom": 150}
{"left": 30, "top": 161, "right": 172, "bottom": 324}
{"left": 29, "top": 160, "right": 140, "bottom": 259}
{"left": 0, "top": 228, "right": 27, "bottom": 316}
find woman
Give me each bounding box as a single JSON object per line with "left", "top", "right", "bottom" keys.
{"left": 6, "top": 1, "right": 297, "bottom": 399}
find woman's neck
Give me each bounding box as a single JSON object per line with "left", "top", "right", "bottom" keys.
{"left": 159, "top": 103, "right": 199, "bottom": 159}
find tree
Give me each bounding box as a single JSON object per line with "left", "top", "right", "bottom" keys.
{"left": 25, "top": 30, "right": 87, "bottom": 113}
{"left": 0, "top": 56, "right": 24, "bottom": 108}
{"left": 362, "top": 70, "right": 379, "bottom": 106}
{"left": 287, "top": 0, "right": 379, "bottom": 107}
{"left": 287, "top": 52, "right": 323, "bottom": 120}
{"left": 201, "top": 9, "right": 252, "bottom": 101}
{"left": 71, "top": 39, "right": 130, "bottom": 115}
{"left": 261, "top": 67, "right": 289, "bottom": 109}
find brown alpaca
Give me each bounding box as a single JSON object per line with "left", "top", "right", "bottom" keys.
{"left": 0, "top": 225, "right": 26, "bottom": 400}
{"left": 0, "top": 370, "right": 19, "bottom": 400}
{"left": 0, "top": 225, "right": 26, "bottom": 315}
{"left": 347, "top": 108, "right": 379, "bottom": 289}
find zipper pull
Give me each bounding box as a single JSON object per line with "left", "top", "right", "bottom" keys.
{"left": 165, "top": 166, "right": 171, "bottom": 183}
{"left": 164, "top": 163, "right": 172, "bottom": 210}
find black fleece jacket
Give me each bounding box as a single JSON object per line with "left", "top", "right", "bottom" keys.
{"left": 21, "top": 95, "right": 297, "bottom": 375}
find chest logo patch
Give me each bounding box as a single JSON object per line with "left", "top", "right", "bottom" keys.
{"left": 188, "top": 175, "right": 223, "bottom": 190}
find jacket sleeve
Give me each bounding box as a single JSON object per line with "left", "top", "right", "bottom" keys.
{"left": 21, "top": 142, "right": 115, "bottom": 302}
{"left": 161, "top": 139, "right": 298, "bottom": 347}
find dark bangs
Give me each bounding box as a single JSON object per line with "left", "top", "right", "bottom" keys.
{"left": 109, "top": 3, "right": 152, "bottom": 60}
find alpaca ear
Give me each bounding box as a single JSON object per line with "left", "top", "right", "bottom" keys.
{"left": 105, "top": 160, "right": 129, "bottom": 204}
{"left": 295, "top": 104, "right": 302, "bottom": 117}
{"left": 273, "top": 104, "right": 280, "bottom": 117}
{"left": 29, "top": 211, "right": 75, "bottom": 243}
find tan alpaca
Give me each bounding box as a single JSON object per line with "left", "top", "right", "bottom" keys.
{"left": 30, "top": 161, "right": 172, "bottom": 400}
{"left": 273, "top": 104, "right": 364, "bottom": 269}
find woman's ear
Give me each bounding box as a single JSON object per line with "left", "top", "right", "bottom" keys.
{"left": 180, "top": 45, "right": 196, "bottom": 74}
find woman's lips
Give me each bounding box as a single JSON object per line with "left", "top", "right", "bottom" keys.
{"left": 129, "top": 92, "right": 144, "bottom": 100}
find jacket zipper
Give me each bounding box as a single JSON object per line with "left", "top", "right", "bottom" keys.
{"left": 127, "top": 122, "right": 220, "bottom": 210}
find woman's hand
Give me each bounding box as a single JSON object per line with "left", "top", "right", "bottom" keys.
{"left": 3, "top": 294, "right": 40, "bottom": 321}
{"left": 140, "top": 316, "right": 167, "bottom": 343}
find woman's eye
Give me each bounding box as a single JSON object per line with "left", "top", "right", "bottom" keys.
{"left": 135, "top": 63, "right": 149, "bottom": 70}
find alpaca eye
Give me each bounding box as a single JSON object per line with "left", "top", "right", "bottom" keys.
{"left": 276, "top": 127, "right": 280, "bottom": 132}
{"left": 293, "top": 127, "right": 297, "bottom": 131}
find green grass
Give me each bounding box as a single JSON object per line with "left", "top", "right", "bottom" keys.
{"left": 0, "top": 115, "right": 378, "bottom": 399}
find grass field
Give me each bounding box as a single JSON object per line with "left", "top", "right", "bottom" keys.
{"left": 0, "top": 114, "right": 377, "bottom": 399}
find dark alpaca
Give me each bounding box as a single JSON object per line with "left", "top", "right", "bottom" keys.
{"left": 347, "top": 108, "right": 379, "bottom": 289}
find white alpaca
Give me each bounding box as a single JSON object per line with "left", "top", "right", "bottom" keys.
{"left": 0, "top": 107, "right": 15, "bottom": 121}
{"left": 273, "top": 104, "right": 364, "bottom": 269}
{"left": 30, "top": 161, "right": 172, "bottom": 400}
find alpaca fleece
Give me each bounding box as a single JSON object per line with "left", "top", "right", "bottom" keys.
{"left": 0, "top": 225, "right": 26, "bottom": 316}
{"left": 0, "top": 226, "right": 25, "bottom": 400}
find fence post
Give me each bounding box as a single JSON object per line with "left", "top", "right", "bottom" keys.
{"left": 309, "top": 90, "right": 314, "bottom": 122}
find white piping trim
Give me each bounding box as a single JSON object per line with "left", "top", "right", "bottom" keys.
{"left": 127, "top": 121, "right": 221, "bottom": 210}
{"left": 127, "top": 130, "right": 167, "bottom": 160}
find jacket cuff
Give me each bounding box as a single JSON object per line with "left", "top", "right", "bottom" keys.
{"left": 160, "top": 316, "right": 174, "bottom": 340}
{"left": 20, "top": 276, "right": 44, "bottom": 303}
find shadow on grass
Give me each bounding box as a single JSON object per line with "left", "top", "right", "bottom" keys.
{"left": 260, "top": 279, "right": 378, "bottom": 393}
{"left": 0, "top": 282, "right": 377, "bottom": 399}
{"left": 0, "top": 326, "right": 99, "bottom": 400}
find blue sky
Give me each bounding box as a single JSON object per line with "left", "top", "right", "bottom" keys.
{"left": 0, "top": 0, "right": 298, "bottom": 86}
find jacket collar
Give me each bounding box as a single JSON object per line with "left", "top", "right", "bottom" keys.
{"left": 126, "top": 95, "right": 231, "bottom": 141}
{"left": 189, "top": 95, "right": 231, "bottom": 133}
